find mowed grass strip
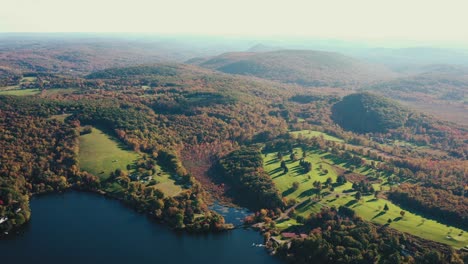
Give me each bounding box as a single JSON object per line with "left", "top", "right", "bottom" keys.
{"left": 263, "top": 148, "right": 338, "bottom": 200}
{"left": 0, "top": 88, "right": 40, "bottom": 96}
{"left": 290, "top": 130, "right": 344, "bottom": 142}
{"left": 264, "top": 147, "right": 468, "bottom": 248}
{"left": 149, "top": 164, "right": 183, "bottom": 197}
{"left": 152, "top": 177, "right": 183, "bottom": 197}
{"left": 325, "top": 194, "right": 467, "bottom": 249}
{"left": 79, "top": 127, "right": 139, "bottom": 180}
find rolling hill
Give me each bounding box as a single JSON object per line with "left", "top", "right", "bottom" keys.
{"left": 189, "top": 50, "right": 395, "bottom": 87}
{"left": 364, "top": 65, "right": 468, "bottom": 101}
{"left": 331, "top": 92, "right": 409, "bottom": 133}
{"left": 362, "top": 65, "right": 468, "bottom": 125}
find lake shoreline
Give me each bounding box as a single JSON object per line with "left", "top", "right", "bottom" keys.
{"left": 0, "top": 191, "right": 280, "bottom": 264}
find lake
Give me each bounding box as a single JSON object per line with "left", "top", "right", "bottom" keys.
{"left": 0, "top": 191, "right": 280, "bottom": 264}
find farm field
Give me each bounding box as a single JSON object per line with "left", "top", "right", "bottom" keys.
{"left": 150, "top": 169, "right": 184, "bottom": 196}
{"left": 0, "top": 88, "right": 40, "bottom": 96}
{"left": 79, "top": 127, "right": 183, "bottom": 196}
{"left": 79, "top": 127, "right": 140, "bottom": 180}
{"left": 263, "top": 147, "right": 468, "bottom": 249}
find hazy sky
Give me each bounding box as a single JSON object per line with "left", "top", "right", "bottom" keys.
{"left": 1, "top": 0, "right": 467, "bottom": 43}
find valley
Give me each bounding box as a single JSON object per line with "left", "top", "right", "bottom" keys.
{"left": 0, "top": 37, "right": 467, "bottom": 264}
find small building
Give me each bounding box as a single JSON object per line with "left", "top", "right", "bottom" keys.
{"left": 0, "top": 217, "right": 8, "bottom": 224}
{"left": 280, "top": 232, "right": 309, "bottom": 239}
{"left": 129, "top": 173, "right": 141, "bottom": 181}
{"left": 281, "top": 232, "right": 298, "bottom": 239}
{"left": 144, "top": 176, "right": 153, "bottom": 181}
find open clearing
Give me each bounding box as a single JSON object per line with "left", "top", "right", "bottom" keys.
{"left": 0, "top": 85, "right": 77, "bottom": 97}
{"left": 79, "top": 127, "right": 140, "bottom": 180}
{"left": 150, "top": 168, "right": 183, "bottom": 196}
{"left": 264, "top": 146, "right": 468, "bottom": 249}
{"left": 290, "top": 130, "right": 344, "bottom": 142}
{"left": 0, "top": 88, "right": 40, "bottom": 96}
{"left": 79, "top": 127, "right": 182, "bottom": 196}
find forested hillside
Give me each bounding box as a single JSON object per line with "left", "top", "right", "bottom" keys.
{"left": 0, "top": 61, "right": 467, "bottom": 263}
{"left": 190, "top": 50, "right": 395, "bottom": 87}
{"left": 331, "top": 93, "right": 409, "bottom": 133}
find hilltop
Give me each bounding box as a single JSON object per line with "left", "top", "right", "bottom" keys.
{"left": 190, "top": 50, "right": 395, "bottom": 87}
{"left": 331, "top": 92, "right": 409, "bottom": 133}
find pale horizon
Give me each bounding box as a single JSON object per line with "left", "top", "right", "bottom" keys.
{"left": 1, "top": 0, "right": 468, "bottom": 46}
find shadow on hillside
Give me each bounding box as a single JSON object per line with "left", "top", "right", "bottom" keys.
{"left": 298, "top": 188, "right": 317, "bottom": 198}
{"left": 282, "top": 188, "right": 296, "bottom": 197}
{"left": 265, "top": 159, "right": 278, "bottom": 166}
{"left": 269, "top": 167, "right": 283, "bottom": 175}
{"left": 323, "top": 154, "right": 352, "bottom": 168}
{"left": 92, "top": 126, "right": 135, "bottom": 152}
{"left": 345, "top": 200, "right": 358, "bottom": 207}
{"left": 291, "top": 166, "right": 304, "bottom": 175}
{"left": 296, "top": 199, "right": 313, "bottom": 211}
{"left": 372, "top": 211, "right": 386, "bottom": 219}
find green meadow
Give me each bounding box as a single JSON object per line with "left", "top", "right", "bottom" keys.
{"left": 150, "top": 168, "right": 183, "bottom": 197}
{"left": 263, "top": 148, "right": 339, "bottom": 200}
{"left": 79, "top": 127, "right": 182, "bottom": 196}
{"left": 263, "top": 147, "right": 468, "bottom": 249}
{"left": 290, "top": 130, "right": 344, "bottom": 142}
{"left": 0, "top": 88, "right": 40, "bottom": 96}
{"left": 79, "top": 127, "right": 140, "bottom": 180}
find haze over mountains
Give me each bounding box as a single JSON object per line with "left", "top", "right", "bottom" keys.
{"left": 2, "top": 0, "right": 468, "bottom": 262}
{"left": 0, "top": 34, "right": 466, "bottom": 125}
{"left": 1, "top": 32, "right": 467, "bottom": 264}
{"left": 189, "top": 50, "right": 395, "bottom": 87}
{"left": 2, "top": 34, "right": 468, "bottom": 74}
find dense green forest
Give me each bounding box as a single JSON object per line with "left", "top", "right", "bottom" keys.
{"left": 0, "top": 109, "right": 78, "bottom": 231}
{"left": 215, "top": 145, "right": 284, "bottom": 209}
{"left": 331, "top": 93, "right": 409, "bottom": 133}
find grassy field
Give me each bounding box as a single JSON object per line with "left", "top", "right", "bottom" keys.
{"left": 21, "top": 77, "right": 37, "bottom": 83}
{"left": 0, "top": 88, "right": 40, "bottom": 96}
{"left": 79, "top": 127, "right": 183, "bottom": 196}
{"left": 264, "top": 148, "right": 339, "bottom": 200}
{"left": 290, "top": 130, "right": 344, "bottom": 142}
{"left": 0, "top": 86, "right": 77, "bottom": 97}
{"left": 48, "top": 114, "right": 72, "bottom": 122}
{"left": 79, "top": 127, "right": 140, "bottom": 180}
{"left": 263, "top": 147, "right": 468, "bottom": 248}
{"left": 0, "top": 77, "right": 37, "bottom": 92}
{"left": 151, "top": 168, "right": 183, "bottom": 196}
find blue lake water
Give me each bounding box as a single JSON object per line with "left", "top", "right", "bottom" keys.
{"left": 0, "top": 191, "right": 280, "bottom": 264}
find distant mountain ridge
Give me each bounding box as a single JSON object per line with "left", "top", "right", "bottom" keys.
{"left": 246, "top": 44, "right": 282, "bottom": 52}
{"left": 189, "top": 50, "right": 395, "bottom": 87}
{"left": 364, "top": 64, "right": 468, "bottom": 101}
